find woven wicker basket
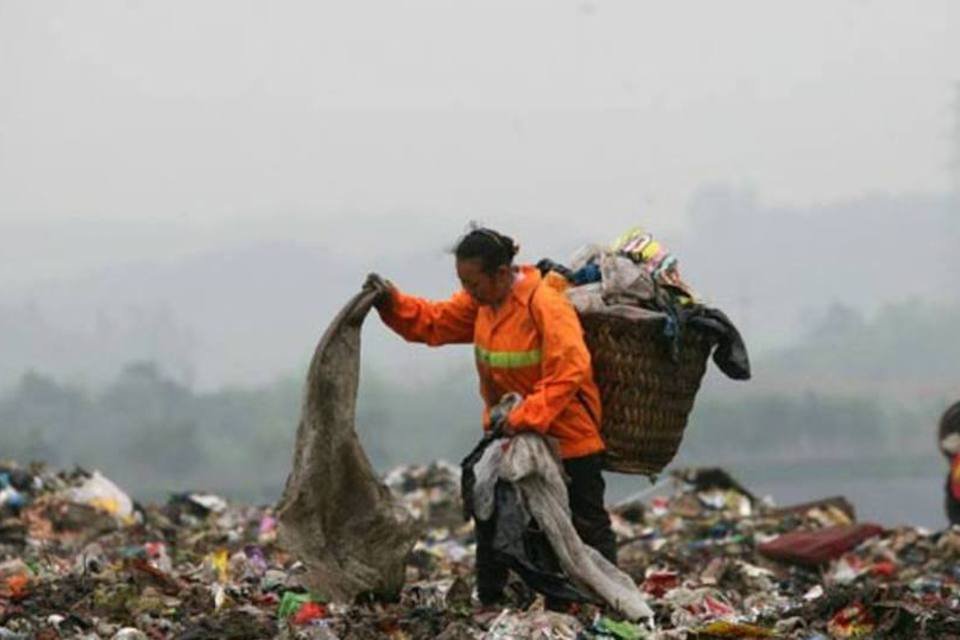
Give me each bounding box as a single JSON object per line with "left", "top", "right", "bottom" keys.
{"left": 580, "top": 312, "right": 713, "bottom": 476}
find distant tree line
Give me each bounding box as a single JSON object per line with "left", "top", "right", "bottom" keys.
{"left": 2, "top": 295, "right": 957, "bottom": 502}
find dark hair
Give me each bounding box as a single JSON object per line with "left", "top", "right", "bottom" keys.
{"left": 454, "top": 226, "right": 519, "bottom": 275}
{"left": 939, "top": 400, "right": 960, "bottom": 459}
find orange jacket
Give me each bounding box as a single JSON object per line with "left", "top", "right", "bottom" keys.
{"left": 950, "top": 454, "right": 960, "bottom": 502}
{"left": 378, "top": 265, "right": 605, "bottom": 459}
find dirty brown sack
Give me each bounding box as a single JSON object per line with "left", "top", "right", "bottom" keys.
{"left": 276, "top": 285, "right": 418, "bottom": 602}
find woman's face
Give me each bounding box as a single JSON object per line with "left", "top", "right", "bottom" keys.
{"left": 456, "top": 258, "right": 512, "bottom": 306}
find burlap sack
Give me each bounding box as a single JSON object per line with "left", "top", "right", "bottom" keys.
{"left": 276, "top": 285, "right": 418, "bottom": 602}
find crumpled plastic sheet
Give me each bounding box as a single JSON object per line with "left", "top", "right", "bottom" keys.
{"left": 499, "top": 434, "right": 654, "bottom": 622}
{"left": 472, "top": 439, "right": 506, "bottom": 522}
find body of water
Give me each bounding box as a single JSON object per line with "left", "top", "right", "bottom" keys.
{"left": 606, "top": 466, "right": 949, "bottom": 530}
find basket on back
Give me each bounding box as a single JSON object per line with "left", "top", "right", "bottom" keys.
{"left": 549, "top": 226, "right": 746, "bottom": 476}
{"left": 580, "top": 312, "right": 713, "bottom": 476}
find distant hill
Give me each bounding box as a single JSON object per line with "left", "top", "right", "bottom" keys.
{"left": 0, "top": 239, "right": 468, "bottom": 390}
{"left": 740, "top": 300, "right": 960, "bottom": 400}
{"left": 681, "top": 189, "right": 959, "bottom": 350}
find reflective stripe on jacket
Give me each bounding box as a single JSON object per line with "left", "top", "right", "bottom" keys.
{"left": 378, "top": 265, "right": 605, "bottom": 459}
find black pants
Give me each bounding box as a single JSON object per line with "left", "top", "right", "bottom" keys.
{"left": 475, "top": 451, "right": 617, "bottom": 604}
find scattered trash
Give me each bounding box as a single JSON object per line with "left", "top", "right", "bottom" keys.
{"left": 486, "top": 609, "right": 583, "bottom": 639}
{"left": 1, "top": 460, "right": 959, "bottom": 638}
{"left": 65, "top": 470, "right": 134, "bottom": 521}
{"left": 758, "top": 524, "right": 885, "bottom": 566}
{"left": 0, "top": 474, "right": 27, "bottom": 513}
{"left": 593, "top": 615, "right": 648, "bottom": 639}
{"left": 826, "top": 602, "right": 875, "bottom": 638}
{"left": 693, "top": 619, "right": 775, "bottom": 637}
{"left": 278, "top": 591, "right": 325, "bottom": 620}
{"left": 642, "top": 570, "right": 679, "bottom": 598}
{"left": 292, "top": 601, "right": 328, "bottom": 625}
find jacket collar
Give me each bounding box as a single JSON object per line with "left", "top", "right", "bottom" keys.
{"left": 509, "top": 265, "right": 541, "bottom": 308}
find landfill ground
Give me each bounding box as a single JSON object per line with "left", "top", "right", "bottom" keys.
{"left": 2, "top": 461, "right": 960, "bottom": 639}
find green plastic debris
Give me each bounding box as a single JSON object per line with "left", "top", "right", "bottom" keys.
{"left": 594, "top": 616, "right": 648, "bottom": 640}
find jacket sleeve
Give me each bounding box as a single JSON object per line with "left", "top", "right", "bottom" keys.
{"left": 507, "top": 287, "right": 590, "bottom": 433}
{"left": 377, "top": 288, "right": 478, "bottom": 346}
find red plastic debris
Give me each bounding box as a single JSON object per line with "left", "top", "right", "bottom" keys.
{"left": 5, "top": 574, "right": 29, "bottom": 600}
{"left": 827, "top": 602, "right": 875, "bottom": 638}
{"left": 292, "top": 601, "right": 328, "bottom": 625}
{"left": 127, "top": 556, "right": 181, "bottom": 594}
{"left": 758, "top": 524, "right": 884, "bottom": 566}
{"left": 643, "top": 570, "right": 679, "bottom": 597}
{"left": 869, "top": 560, "right": 897, "bottom": 579}
{"left": 702, "top": 595, "right": 736, "bottom": 617}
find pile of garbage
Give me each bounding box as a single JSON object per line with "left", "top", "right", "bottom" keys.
{"left": 3, "top": 460, "right": 960, "bottom": 639}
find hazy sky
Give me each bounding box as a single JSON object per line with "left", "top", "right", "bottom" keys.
{"left": 1, "top": 0, "right": 958, "bottom": 290}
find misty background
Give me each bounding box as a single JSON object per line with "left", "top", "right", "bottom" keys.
{"left": 2, "top": 1, "right": 959, "bottom": 527}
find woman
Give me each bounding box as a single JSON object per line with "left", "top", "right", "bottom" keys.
{"left": 368, "top": 226, "right": 616, "bottom": 606}
{"left": 940, "top": 401, "right": 960, "bottom": 525}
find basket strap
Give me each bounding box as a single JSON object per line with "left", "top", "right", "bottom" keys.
{"left": 576, "top": 389, "right": 600, "bottom": 430}
{"left": 529, "top": 280, "right": 601, "bottom": 431}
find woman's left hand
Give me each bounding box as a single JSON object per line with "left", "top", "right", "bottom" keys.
{"left": 490, "top": 392, "right": 523, "bottom": 435}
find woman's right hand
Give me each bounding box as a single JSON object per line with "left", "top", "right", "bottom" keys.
{"left": 364, "top": 273, "right": 395, "bottom": 311}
